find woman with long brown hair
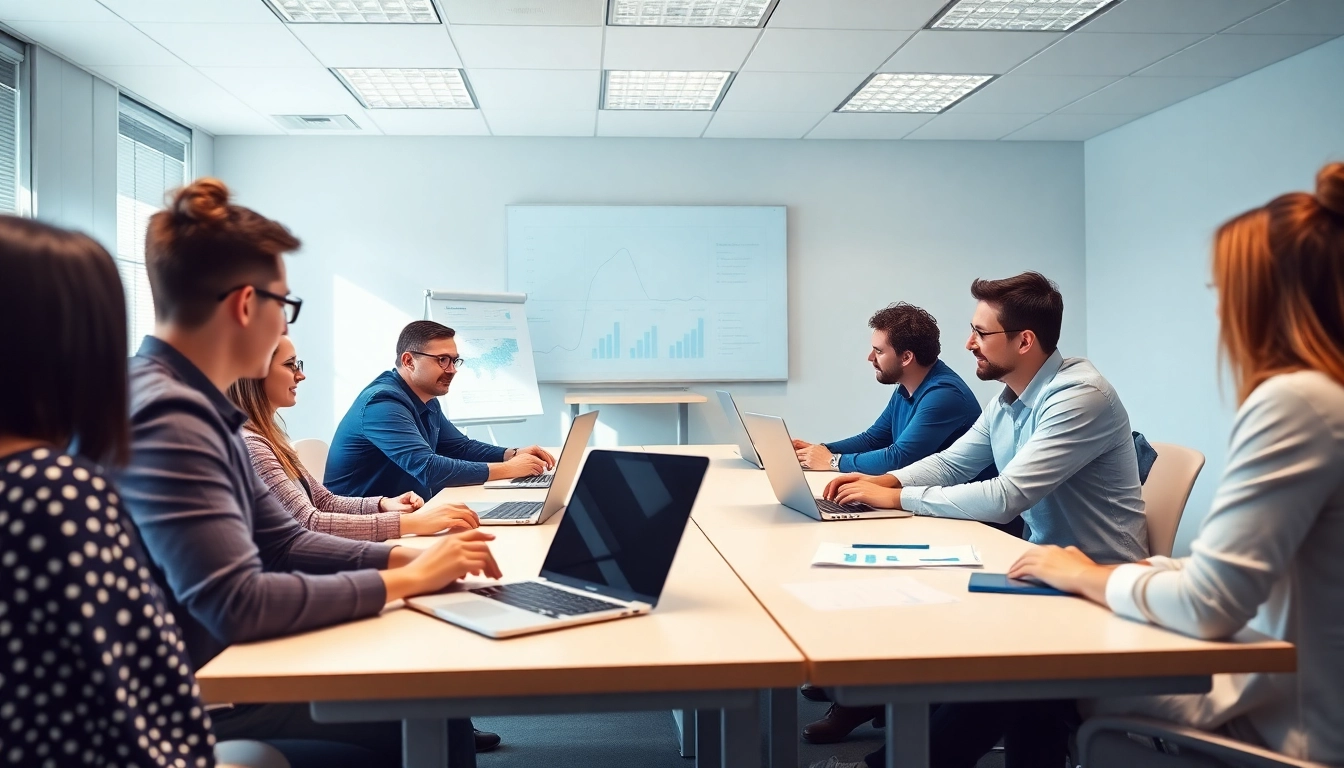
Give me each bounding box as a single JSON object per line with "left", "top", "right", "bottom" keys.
{"left": 228, "top": 335, "right": 479, "bottom": 540}
{"left": 1009, "top": 162, "right": 1344, "bottom": 763}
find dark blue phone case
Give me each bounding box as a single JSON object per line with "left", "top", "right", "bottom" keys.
{"left": 968, "top": 572, "right": 1071, "bottom": 597}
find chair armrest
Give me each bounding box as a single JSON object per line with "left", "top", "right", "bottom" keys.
{"left": 1079, "top": 716, "right": 1327, "bottom": 768}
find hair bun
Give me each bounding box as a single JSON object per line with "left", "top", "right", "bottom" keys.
{"left": 171, "top": 178, "right": 231, "bottom": 225}
{"left": 1317, "top": 162, "right": 1344, "bottom": 218}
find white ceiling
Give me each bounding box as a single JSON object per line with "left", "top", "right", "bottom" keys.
{"left": 1, "top": 0, "right": 1340, "bottom": 141}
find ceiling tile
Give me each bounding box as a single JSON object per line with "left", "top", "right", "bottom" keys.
{"left": 596, "top": 110, "right": 714, "bottom": 137}
{"left": 1135, "top": 33, "right": 1335, "bottom": 77}
{"left": 878, "top": 31, "right": 1062, "bottom": 74}
{"left": 1058, "top": 75, "right": 1230, "bottom": 114}
{"left": 804, "top": 112, "right": 934, "bottom": 139}
{"left": 1001, "top": 113, "right": 1139, "bottom": 141}
{"left": 1224, "top": 0, "right": 1344, "bottom": 34}
{"left": 742, "top": 29, "right": 914, "bottom": 73}
{"left": 199, "top": 66, "right": 363, "bottom": 114}
{"left": 5, "top": 20, "right": 180, "bottom": 66}
{"left": 366, "top": 109, "right": 490, "bottom": 135}
{"left": 448, "top": 25, "right": 602, "bottom": 69}
{"left": 702, "top": 111, "right": 826, "bottom": 139}
{"left": 468, "top": 69, "right": 600, "bottom": 110}
{"left": 949, "top": 74, "right": 1118, "bottom": 113}
{"left": 1079, "top": 0, "right": 1282, "bottom": 34}
{"left": 1011, "top": 32, "right": 1208, "bottom": 76}
{"left": 91, "top": 64, "right": 281, "bottom": 134}
{"left": 904, "top": 112, "right": 1045, "bottom": 140}
{"left": 767, "top": 0, "right": 947, "bottom": 30}
{"left": 134, "top": 22, "right": 318, "bottom": 68}
{"left": 716, "top": 71, "right": 867, "bottom": 112}
{"left": 482, "top": 109, "right": 595, "bottom": 136}
{"left": 0, "top": 0, "right": 117, "bottom": 22}
{"left": 95, "top": 0, "right": 279, "bottom": 22}
{"left": 288, "top": 24, "right": 463, "bottom": 68}
{"left": 442, "top": 0, "right": 604, "bottom": 26}
{"left": 602, "top": 27, "right": 761, "bottom": 71}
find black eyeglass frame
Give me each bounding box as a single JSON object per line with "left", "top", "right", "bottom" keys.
{"left": 217, "top": 284, "right": 303, "bottom": 324}
{"left": 407, "top": 350, "right": 465, "bottom": 370}
{"left": 969, "top": 322, "right": 1024, "bottom": 340}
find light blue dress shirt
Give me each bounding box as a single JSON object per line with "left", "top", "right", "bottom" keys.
{"left": 893, "top": 350, "right": 1149, "bottom": 562}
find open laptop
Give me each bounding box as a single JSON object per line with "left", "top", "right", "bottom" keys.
{"left": 468, "top": 411, "right": 598, "bottom": 525}
{"left": 482, "top": 410, "right": 599, "bottom": 489}
{"left": 407, "top": 450, "right": 710, "bottom": 639}
{"left": 715, "top": 390, "right": 764, "bottom": 469}
{"left": 741, "top": 412, "right": 913, "bottom": 521}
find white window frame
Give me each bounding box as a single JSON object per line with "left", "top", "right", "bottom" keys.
{"left": 0, "top": 30, "right": 30, "bottom": 217}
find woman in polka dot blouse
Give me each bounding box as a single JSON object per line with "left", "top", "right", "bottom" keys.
{"left": 0, "top": 216, "right": 216, "bottom": 768}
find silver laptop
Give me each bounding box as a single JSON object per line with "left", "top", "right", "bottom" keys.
{"left": 468, "top": 411, "right": 598, "bottom": 525}
{"left": 407, "top": 450, "right": 710, "bottom": 639}
{"left": 715, "top": 390, "right": 764, "bottom": 469}
{"left": 741, "top": 412, "right": 913, "bottom": 522}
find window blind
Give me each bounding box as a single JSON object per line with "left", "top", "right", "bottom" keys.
{"left": 0, "top": 49, "right": 21, "bottom": 216}
{"left": 116, "top": 97, "right": 192, "bottom": 348}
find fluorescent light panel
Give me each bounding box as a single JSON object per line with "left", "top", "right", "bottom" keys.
{"left": 267, "top": 0, "right": 441, "bottom": 23}
{"left": 931, "top": 0, "right": 1115, "bottom": 31}
{"left": 335, "top": 68, "right": 476, "bottom": 109}
{"left": 603, "top": 70, "right": 732, "bottom": 110}
{"left": 608, "top": 0, "right": 773, "bottom": 27}
{"left": 839, "top": 73, "right": 993, "bottom": 114}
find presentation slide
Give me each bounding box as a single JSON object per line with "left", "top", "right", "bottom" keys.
{"left": 507, "top": 205, "right": 788, "bottom": 383}
{"left": 426, "top": 293, "right": 543, "bottom": 422}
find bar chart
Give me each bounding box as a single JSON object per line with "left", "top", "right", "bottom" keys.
{"left": 591, "top": 322, "right": 621, "bottom": 359}
{"left": 670, "top": 318, "right": 705, "bottom": 359}
{"left": 629, "top": 325, "right": 659, "bottom": 359}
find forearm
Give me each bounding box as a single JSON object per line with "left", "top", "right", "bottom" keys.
{"left": 898, "top": 479, "right": 1024, "bottom": 523}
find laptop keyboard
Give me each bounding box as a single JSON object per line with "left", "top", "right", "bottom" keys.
{"left": 479, "top": 501, "right": 543, "bottom": 520}
{"left": 815, "top": 497, "right": 875, "bottom": 515}
{"left": 470, "top": 581, "right": 624, "bottom": 617}
{"left": 509, "top": 473, "right": 554, "bottom": 487}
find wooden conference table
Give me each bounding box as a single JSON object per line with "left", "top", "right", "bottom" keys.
{"left": 197, "top": 444, "right": 1295, "bottom": 768}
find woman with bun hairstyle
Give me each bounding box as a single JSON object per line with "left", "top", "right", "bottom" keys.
{"left": 1011, "top": 163, "right": 1344, "bottom": 764}
{"left": 116, "top": 178, "right": 503, "bottom": 763}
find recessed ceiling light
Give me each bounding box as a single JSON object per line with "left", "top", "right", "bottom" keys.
{"left": 607, "top": 0, "right": 775, "bottom": 27}
{"left": 334, "top": 69, "right": 476, "bottom": 109}
{"left": 838, "top": 73, "right": 994, "bottom": 114}
{"left": 265, "top": 0, "right": 441, "bottom": 24}
{"left": 930, "top": 0, "right": 1116, "bottom": 32}
{"left": 602, "top": 71, "right": 733, "bottom": 110}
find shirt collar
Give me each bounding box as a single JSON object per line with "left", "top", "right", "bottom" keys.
{"left": 1000, "top": 348, "right": 1064, "bottom": 410}
{"left": 388, "top": 368, "right": 437, "bottom": 416}
{"left": 897, "top": 358, "right": 947, "bottom": 402}
{"left": 136, "top": 336, "right": 248, "bottom": 432}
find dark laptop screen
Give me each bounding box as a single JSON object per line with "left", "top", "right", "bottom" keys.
{"left": 540, "top": 450, "right": 709, "bottom": 605}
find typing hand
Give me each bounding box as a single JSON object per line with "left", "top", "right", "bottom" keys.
{"left": 796, "top": 443, "right": 834, "bottom": 470}
{"left": 791, "top": 438, "right": 812, "bottom": 450}
{"left": 379, "top": 490, "right": 424, "bottom": 513}
{"left": 517, "top": 445, "right": 556, "bottom": 470}
{"left": 502, "top": 452, "right": 549, "bottom": 478}
{"left": 401, "top": 502, "right": 480, "bottom": 536}
{"left": 832, "top": 480, "right": 902, "bottom": 509}
{"left": 822, "top": 472, "right": 897, "bottom": 500}
{"left": 408, "top": 530, "right": 502, "bottom": 590}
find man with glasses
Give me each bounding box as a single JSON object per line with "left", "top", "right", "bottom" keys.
{"left": 325, "top": 320, "right": 555, "bottom": 500}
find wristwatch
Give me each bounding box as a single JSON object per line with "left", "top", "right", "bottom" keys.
{"left": 829, "top": 453, "right": 841, "bottom": 471}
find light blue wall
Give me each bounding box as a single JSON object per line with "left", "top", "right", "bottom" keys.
{"left": 1085, "top": 37, "right": 1344, "bottom": 555}
{"left": 215, "top": 136, "right": 1087, "bottom": 450}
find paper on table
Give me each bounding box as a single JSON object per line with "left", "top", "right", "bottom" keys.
{"left": 784, "top": 576, "right": 957, "bottom": 611}
{"left": 812, "top": 542, "right": 981, "bottom": 568}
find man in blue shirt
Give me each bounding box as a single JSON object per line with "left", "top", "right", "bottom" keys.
{"left": 325, "top": 321, "right": 555, "bottom": 499}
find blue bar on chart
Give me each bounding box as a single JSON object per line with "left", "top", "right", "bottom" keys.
{"left": 591, "top": 322, "right": 621, "bottom": 359}
{"left": 630, "top": 325, "right": 660, "bottom": 359}
{"left": 668, "top": 318, "right": 705, "bottom": 359}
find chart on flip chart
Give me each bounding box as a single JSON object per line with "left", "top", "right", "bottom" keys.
{"left": 506, "top": 206, "right": 788, "bottom": 383}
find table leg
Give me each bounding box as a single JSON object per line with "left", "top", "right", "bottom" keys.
{"left": 674, "top": 708, "right": 697, "bottom": 757}
{"left": 570, "top": 403, "right": 580, "bottom": 420}
{"left": 766, "top": 688, "right": 797, "bottom": 768}
{"left": 402, "top": 718, "right": 449, "bottom": 768}
{"left": 446, "top": 718, "right": 476, "bottom": 768}
{"left": 723, "top": 699, "right": 760, "bottom": 768}
{"left": 678, "top": 402, "right": 690, "bottom": 445}
{"left": 887, "top": 702, "right": 928, "bottom": 768}
{"left": 695, "top": 709, "right": 722, "bottom": 768}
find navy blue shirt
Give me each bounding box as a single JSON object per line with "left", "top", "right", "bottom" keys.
{"left": 325, "top": 369, "right": 507, "bottom": 499}
{"left": 824, "top": 359, "right": 993, "bottom": 478}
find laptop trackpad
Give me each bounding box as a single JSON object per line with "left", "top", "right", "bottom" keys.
{"left": 436, "top": 599, "right": 511, "bottom": 620}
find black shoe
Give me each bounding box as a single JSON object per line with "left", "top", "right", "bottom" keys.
{"left": 474, "top": 729, "right": 501, "bottom": 753}
{"left": 800, "top": 684, "right": 831, "bottom": 703}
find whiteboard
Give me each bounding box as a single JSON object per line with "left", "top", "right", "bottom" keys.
{"left": 507, "top": 205, "right": 788, "bottom": 383}
{"left": 424, "top": 291, "right": 543, "bottom": 422}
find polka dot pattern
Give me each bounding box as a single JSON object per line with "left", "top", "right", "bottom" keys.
{"left": 0, "top": 448, "right": 215, "bottom": 768}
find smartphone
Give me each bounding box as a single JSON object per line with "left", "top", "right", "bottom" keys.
{"left": 967, "top": 572, "right": 1071, "bottom": 597}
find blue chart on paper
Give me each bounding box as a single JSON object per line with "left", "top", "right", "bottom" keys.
{"left": 507, "top": 205, "right": 788, "bottom": 383}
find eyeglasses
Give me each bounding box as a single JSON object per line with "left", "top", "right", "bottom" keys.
{"left": 408, "top": 350, "right": 465, "bottom": 370}
{"left": 217, "top": 285, "right": 304, "bottom": 324}
{"left": 969, "top": 323, "right": 1022, "bottom": 341}
{"left": 282, "top": 359, "right": 304, "bottom": 374}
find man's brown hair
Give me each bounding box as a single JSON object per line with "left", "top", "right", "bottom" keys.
{"left": 970, "top": 271, "right": 1064, "bottom": 354}
{"left": 869, "top": 302, "right": 941, "bottom": 366}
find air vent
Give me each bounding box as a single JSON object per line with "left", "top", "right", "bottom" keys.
{"left": 273, "top": 114, "right": 361, "bottom": 131}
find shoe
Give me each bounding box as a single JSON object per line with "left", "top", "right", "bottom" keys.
{"left": 800, "top": 683, "right": 831, "bottom": 703}
{"left": 473, "top": 729, "right": 501, "bottom": 753}
{"left": 808, "top": 758, "right": 865, "bottom": 768}
{"left": 802, "top": 704, "right": 884, "bottom": 744}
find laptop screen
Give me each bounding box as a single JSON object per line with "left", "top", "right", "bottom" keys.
{"left": 540, "top": 450, "right": 709, "bottom": 605}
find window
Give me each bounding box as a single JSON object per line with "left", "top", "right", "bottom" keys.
{"left": 0, "top": 34, "right": 25, "bottom": 216}
{"left": 117, "top": 97, "right": 191, "bottom": 348}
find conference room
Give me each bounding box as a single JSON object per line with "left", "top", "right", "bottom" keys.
{"left": 1, "top": 2, "right": 1342, "bottom": 768}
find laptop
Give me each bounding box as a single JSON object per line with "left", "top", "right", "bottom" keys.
{"left": 482, "top": 410, "right": 599, "bottom": 489}
{"left": 465, "top": 411, "right": 599, "bottom": 525}
{"left": 407, "top": 450, "right": 710, "bottom": 639}
{"left": 715, "top": 390, "right": 764, "bottom": 469}
{"left": 740, "top": 412, "right": 913, "bottom": 522}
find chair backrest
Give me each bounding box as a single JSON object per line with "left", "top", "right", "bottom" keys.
{"left": 1141, "top": 442, "right": 1205, "bottom": 557}
{"left": 291, "top": 438, "right": 330, "bottom": 484}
